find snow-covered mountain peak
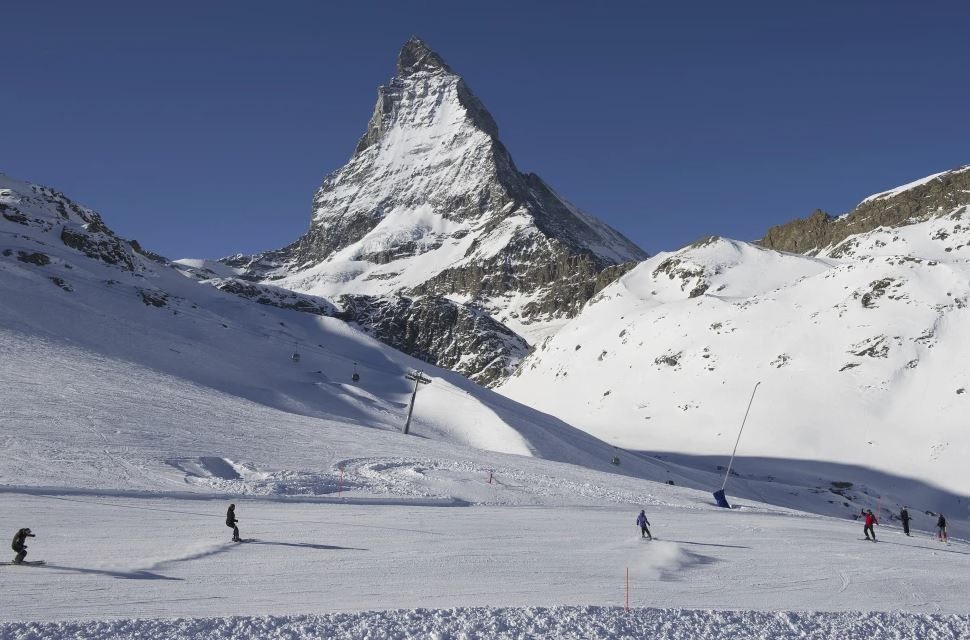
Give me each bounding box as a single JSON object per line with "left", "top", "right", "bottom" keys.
{"left": 212, "top": 38, "right": 647, "bottom": 383}
{"left": 396, "top": 36, "right": 454, "bottom": 77}
{"left": 599, "top": 236, "right": 829, "bottom": 306}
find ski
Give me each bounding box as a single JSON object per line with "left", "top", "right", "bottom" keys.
{"left": 0, "top": 560, "right": 45, "bottom": 566}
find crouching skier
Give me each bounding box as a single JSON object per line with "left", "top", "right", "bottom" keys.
{"left": 862, "top": 509, "right": 878, "bottom": 542}
{"left": 11, "top": 527, "right": 35, "bottom": 564}
{"left": 227, "top": 504, "right": 240, "bottom": 542}
{"left": 636, "top": 509, "right": 653, "bottom": 540}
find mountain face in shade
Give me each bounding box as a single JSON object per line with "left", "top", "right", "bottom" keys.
{"left": 217, "top": 38, "right": 647, "bottom": 383}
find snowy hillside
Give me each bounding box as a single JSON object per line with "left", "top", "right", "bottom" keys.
{"left": 4, "top": 174, "right": 970, "bottom": 638}
{"left": 0, "top": 172, "right": 671, "bottom": 482}
{"left": 201, "top": 38, "right": 647, "bottom": 384}
{"left": 500, "top": 168, "right": 970, "bottom": 512}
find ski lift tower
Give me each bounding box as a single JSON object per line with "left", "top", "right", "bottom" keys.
{"left": 403, "top": 370, "right": 431, "bottom": 435}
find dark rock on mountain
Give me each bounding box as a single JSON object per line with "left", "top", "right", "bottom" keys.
{"left": 338, "top": 294, "right": 529, "bottom": 386}
{"left": 211, "top": 278, "right": 337, "bottom": 316}
{"left": 760, "top": 166, "right": 970, "bottom": 255}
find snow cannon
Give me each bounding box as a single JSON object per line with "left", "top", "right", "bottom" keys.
{"left": 713, "top": 489, "right": 731, "bottom": 509}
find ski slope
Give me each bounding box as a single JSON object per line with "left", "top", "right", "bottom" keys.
{"left": 2, "top": 486, "right": 969, "bottom": 637}
{"left": 3, "top": 171, "right": 970, "bottom": 637}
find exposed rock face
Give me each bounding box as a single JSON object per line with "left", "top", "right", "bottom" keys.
{"left": 338, "top": 294, "right": 529, "bottom": 386}
{"left": 760, "top": 166, "right": 970, "bottom": 255}
{"left": 0, "top": 177, "right": 148, "bottom": 273}
{"left": 219, "top": 37, "right": 648, "bottom": 384}
{"left": 210, "top": 279, "right": 336, "bottom": 316}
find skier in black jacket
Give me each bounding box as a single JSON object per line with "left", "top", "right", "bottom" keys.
{"left": 226, "top": 504, "right": 240, "bottom": 542}
{"left": 11, "top": 527, "right": 35, "bottom": 564}
{"left": 937, "top": 514, "right": 948, "bottom": 543}
{"left": 900, "top": 507, "right": 911, "bottom": 536}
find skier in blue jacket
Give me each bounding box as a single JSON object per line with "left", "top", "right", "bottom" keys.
{"left": 636, "top": 510, "right": 652, "bottom": 540}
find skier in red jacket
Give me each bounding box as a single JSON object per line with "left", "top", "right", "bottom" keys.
{"left": 862, "top": 509, "right": 878, "bottom": 542}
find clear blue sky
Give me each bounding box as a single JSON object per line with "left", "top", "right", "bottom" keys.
{"left": 3, "top": 1, "right": 968, "bottom": 259}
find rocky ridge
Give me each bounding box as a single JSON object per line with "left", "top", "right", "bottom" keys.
{"left": 759, "top": 165, "right": 970, "bottom": 256}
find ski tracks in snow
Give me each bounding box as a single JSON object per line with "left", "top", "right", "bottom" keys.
{"left": 837, "top": 568, "right": 851, "bottom": 593}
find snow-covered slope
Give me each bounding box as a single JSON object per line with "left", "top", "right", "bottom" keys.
{"left": 204, "top": 38, "right": 646, "bottom": 384}
{"left": 0, "top": 172, "right": 661, "bottom": 483}
{"left": 5, "top": 172, "right": 970, "bottom": 638}
{"left": 501, "top": 169, "right": 970, "bottom": 502}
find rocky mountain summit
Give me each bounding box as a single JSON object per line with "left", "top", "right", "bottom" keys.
{"left": 218, "top": 37, "right": 647, "bottom": 384}
{"left": 760, "top": 165, "right": 970, "bottom": 256}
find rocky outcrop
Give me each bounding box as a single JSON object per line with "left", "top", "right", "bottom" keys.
{"left": 760, "top": 166, "right": 970, "bottom": 255}
{"left": 210, "top": 278, "right": 337, "bottom": 316}
{"left": 0, "top": 179, "right": 146, "bottom": 272}
{"left": 338, "top": 294, "right": 529, "bottom": 386}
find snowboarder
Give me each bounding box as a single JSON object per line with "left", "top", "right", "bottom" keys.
{"left": 636, "top": 509, "right": 652, "bottom": 540}
{"left": 226, "top": 504, "right": 240, "bottom": 542}
{"left": 11, "top": 527, "right": 35, "bottom": 564}
{"left": 900, "top": 507, "right": 911, "bottom": 536}
{"left": 937, "top": 514, "right": 948, "bottom": 543}
{"left": 862, "top": 509, "right": 878, "bottom": 542}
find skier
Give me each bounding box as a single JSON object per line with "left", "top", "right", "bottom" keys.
{"left": 226, "top": 504, "right": 240, "bottom": 542}
{"left": 862, "top": 509, "right": 878, "bottom": 542}
{"left": 636, "top": 509, "right": 652, "bottom": 540}
{"left": 900, "top": 507, "right": 911, "bottom": 536}
{"left": 11, "top": 527, "right": 35, "bottom": 564}
{"left": 937, "top": 514, "right": 948, "bottom": 543}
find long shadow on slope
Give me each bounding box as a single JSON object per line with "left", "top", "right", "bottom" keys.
{"left": 867, "top": 538, "right": 970, "bottom": 557}
{"left": 634, "top": 451, "right": 970, "bottom": 538}
{"left": 248, "top": 540, "right": 367, "bottom": 551}
{"left": 664, "top": 539, "right": 751, "bottom": 550}
{"left": 39, "top": 564, "right": 181, "bottom": 581}
{"left": 148, "top": 542, "right": 238, "bottom": 570}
